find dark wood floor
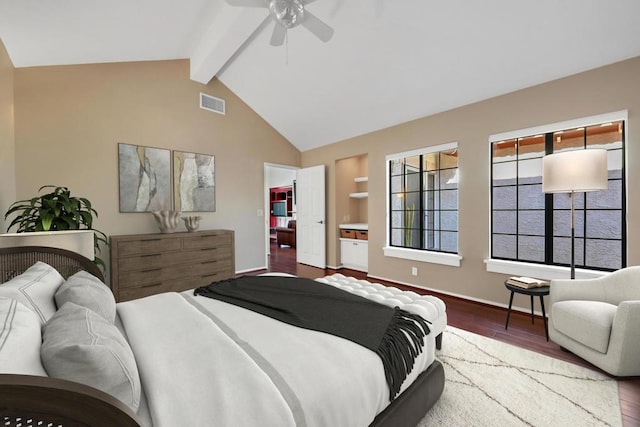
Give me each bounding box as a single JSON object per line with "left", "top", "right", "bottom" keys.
{"left": 260, "top": 243, "right": 640, "bottom": 426}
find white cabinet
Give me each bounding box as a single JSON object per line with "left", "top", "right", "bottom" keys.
{"left": 340, "top": 238, "right": 368, "bottom": 272}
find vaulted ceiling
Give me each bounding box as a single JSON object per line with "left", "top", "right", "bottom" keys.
{"left": 1, "top": 0, "right": 639, "bottom": 152}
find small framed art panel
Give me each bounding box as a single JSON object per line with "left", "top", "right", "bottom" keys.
{"left": 118, "top": 143, "right": 172, "bottom": 212}
{"left": 173, "top": 151, "right": 215, "bottom": 212}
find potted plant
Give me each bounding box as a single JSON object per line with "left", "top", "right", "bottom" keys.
{"left": 4, "top": 185, "right": 108, "bottom": 271}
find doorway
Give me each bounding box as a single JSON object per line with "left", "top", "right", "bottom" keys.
{"left": 264, "top": 163, "right": 298, "bottom": 270}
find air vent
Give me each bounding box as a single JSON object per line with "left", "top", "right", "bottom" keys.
{"left": 200, "top": 93, "right": 225, "bottom": 115}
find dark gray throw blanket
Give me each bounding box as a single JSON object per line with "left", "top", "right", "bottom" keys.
{"left": 194, "top": 275, "right": 431, "bottom": 401}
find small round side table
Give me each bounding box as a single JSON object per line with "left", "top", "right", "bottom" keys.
{"left": 504, "top": 281, "right": 550, "bottom": 341}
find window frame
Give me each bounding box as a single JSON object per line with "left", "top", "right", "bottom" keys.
{"left": 486, "top": 111, "right": 628, "bottom": 279}
{"left": 384, "top": 142, "right": 462, "bottom": 267}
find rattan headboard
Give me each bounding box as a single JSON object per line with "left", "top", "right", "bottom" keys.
{"left": 0, "top": 374, "right": 142, "bottom": 427}
{"left": 0, "top": 246, "right": 142, "bottom": 426}
{"left": 0, "top": 245, "right": 104, "bottom": 283}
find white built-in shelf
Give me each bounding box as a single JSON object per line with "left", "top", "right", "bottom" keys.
{"left": 339, "top": 223, "right": 368, "bottom": 230}
{"left": 349, "top": 192, "right": 368, "bottom": 198}
{"left": 350, "top": 176, "right": 367, "bottom": 198}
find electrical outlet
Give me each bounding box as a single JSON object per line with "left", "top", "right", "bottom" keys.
{"left": 257, "top": 209, "right": 263, "bottom": 217}
{"left": 411, "top": 267, "right": 418, "bottom": 276}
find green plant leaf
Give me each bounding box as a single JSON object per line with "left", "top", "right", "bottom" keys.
{"left": 4, "top": 185, "right": 107, "bottom": 275}
{"left": 40, "top": 213, "right": 54, "bottom": 231}
{"left": 59, "top": 216, "right": 76, "bottom": 229}
{"left": 79, "top": 197, "right": 92, "bottom": 210}
{"left": 78, "top": 211, "right": 93, "bottom": 227}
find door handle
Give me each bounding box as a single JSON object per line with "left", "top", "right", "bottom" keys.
{"left": 317, "top": 220, "right": 324, "bottom": 224}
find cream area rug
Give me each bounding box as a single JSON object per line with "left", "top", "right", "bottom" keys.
{"left": 419, "top": 327, "right": 621, "bottom": 427}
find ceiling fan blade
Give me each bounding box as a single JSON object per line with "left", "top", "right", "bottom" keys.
{"left": 301, "top": 11, "right": 334, "bottom": 42}
{"left": 270, "top": 22, "right": 287, "bottom": 46}
{"left": 226, "top": 0, "right": 266, "bottom": 7}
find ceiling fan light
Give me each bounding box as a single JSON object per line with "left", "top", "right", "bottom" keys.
{"left": 269, "top": 0, "right": 305, "bottom": 28}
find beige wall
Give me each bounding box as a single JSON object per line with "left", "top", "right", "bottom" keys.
{"left": 0, "top": 39, "right": 16, "bottom": 232}
{"left": 6, "top": 45, "right": 640, "bottom": 309}
{"left": 12, "top": 59, "right": 300, "bottom": 274}
{"left": 335, "top": 155, "right": 368, "bottom": 224}
{"left": 303, "top": 56, "right": 640, "bottom": 309}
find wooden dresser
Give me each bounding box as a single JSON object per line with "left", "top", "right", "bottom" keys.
{"left": 110, "top": 230, "right": 235, "bottom": 302}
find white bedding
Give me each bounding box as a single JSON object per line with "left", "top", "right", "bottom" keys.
{"left": 117, "top": 293, "right": 295, "bottom": 427}
{"left": 117, "top": 287, "right": 436, "bottom": 427}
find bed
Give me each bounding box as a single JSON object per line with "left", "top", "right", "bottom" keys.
{"left": 0, "top": 246, "right": 445, "bottom": 427}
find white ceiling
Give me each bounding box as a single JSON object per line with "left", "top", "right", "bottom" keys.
{"left": 1, "top": 0, "right": 639, "bottom": 152}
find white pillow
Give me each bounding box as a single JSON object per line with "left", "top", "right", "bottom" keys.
{"left": 55, "top": 270, "right": 116, "bottom": 323}
{"left": 0, "top": 296, "right": 48, "bottom": 376}
{"left": 41, "top": 302, "right": 141, "bottom": 411}
{"left": 0, "top": 261, "right": 64, "bottom": 324}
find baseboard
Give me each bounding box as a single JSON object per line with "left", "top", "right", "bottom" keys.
{"left": 367, "top": 273, "right": 548, "bottom": 318}
{"left": 236, "top": 266, "right": 267, "bottom": 275}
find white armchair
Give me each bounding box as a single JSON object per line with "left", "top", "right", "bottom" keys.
{"left": 548, "top": 266, "right": 640, "bottom": 376}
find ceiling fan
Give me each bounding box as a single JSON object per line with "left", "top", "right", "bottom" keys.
{"left": 227, "top": 0, "right": 334, "bottom": 46}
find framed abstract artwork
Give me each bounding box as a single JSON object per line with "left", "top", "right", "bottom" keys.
{"left": 173, "top": 150, "right": 215, "bottom": 212}
{"left": 118, "top": 143, "right": 172, "bottom": 212}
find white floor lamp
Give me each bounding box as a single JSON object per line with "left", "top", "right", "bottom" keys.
{"left": 542, "top": 149, "right": 608, "bottom": 279}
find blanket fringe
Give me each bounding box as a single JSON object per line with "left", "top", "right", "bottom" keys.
{"left": 376, "top": 308, "right": 431, "bottom": 401}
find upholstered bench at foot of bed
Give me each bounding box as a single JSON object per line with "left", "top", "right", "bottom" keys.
{"left": 315, "top": 274, "right": 447, "bottom": 350}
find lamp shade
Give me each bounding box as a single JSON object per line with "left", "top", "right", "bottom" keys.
{"left": 542, "top": 149, "right": 608, "bottom": 193}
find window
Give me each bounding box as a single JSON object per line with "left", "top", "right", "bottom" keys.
{"left": 385, "top": 143, "right": 459, "bottom": 266}
{"left": 490, "top": 113, "right": 626, "bottom": 274}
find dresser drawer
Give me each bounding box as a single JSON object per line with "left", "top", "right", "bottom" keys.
{"left": 118, "top": 274, "right": 232, "bottom": 302}
{"left": 118, "top": 278, "right": 193, "bottom": 302}
{"left": 197, "top": 258, "right": 234, "bottom": 277}
{"left": 118, "top": 258, "right": 233, "bottom": 288}
{"left": 117, "top": 247, "right": 232, "bottom": 272}
{"left": 115, "top": 237, "right": 182, "bottom": 256}
{"left": 118, "top": 264, "right": 189, "bottom": 288}
{"left": 182, "top": 233, "right": 232, "bottom": 250}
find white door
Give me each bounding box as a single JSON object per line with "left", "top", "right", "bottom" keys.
{"left": 296, "top": 165, "right": 326, "bottom": 268}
